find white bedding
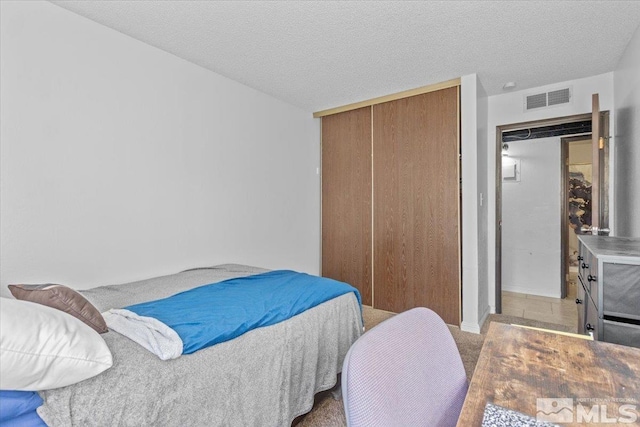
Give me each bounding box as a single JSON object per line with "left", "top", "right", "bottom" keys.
{"left": 102, "top": 308, "right": 183, "bottom": 360}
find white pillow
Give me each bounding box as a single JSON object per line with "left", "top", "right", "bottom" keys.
{"left": 0, "top": 297, "right": 113, "bottom": 391}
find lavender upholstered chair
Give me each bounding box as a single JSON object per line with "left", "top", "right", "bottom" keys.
{"left": 341, "top": 307, "right": 468, "bottom": 427}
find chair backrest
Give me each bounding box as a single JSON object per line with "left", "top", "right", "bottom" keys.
{"left": 342, "top": 307, "right": 468, "bottom": 427}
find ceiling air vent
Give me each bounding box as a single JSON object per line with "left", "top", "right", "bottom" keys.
{"left": 524, "top": 87, "right": 572, "bottom": 112}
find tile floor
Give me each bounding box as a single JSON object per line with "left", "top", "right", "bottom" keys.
{"left": 502, "top": 289, "right": 578, "bottom": 332}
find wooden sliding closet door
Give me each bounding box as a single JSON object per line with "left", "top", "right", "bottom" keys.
{"left": 373, "top": 87, "right": 460, "bottom": 324}
{"left": 321, "top": 107, "right": 372, "bottom": 305}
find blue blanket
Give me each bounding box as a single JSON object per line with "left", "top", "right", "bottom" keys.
{"left": 125, "top": 270, "right": 361, "bottom": 354}
{"left": 0, "top": 390, "right": 47, "bottom": 427}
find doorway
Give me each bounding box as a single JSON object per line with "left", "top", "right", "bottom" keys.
{"left": 495, "top": 109, "right": 610, "bottom": 322}
{"left": 562, "top": 136, "right": 593, "bottom": 301}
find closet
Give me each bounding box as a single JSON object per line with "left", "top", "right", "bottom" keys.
{"left": 319, "top": 82, "right": 461, "bottom": 325}
{"left": 321, "top": 107, "right": 372, "bottom": 305}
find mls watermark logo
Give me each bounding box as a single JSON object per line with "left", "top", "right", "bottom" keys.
{"left": 537, "top": 398, "right": 574, "bottom": 423}
{"left": 537, "top": 397, "right": 639, "bottom": 423}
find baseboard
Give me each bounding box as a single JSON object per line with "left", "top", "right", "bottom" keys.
{"left": 502, "top": 285, "right": 561, "bottom": 299}
{"left": 478, "top": 305, "right": 491, "bottom": 331}
{"left": 460, "top": 320, "right": 481, "bottom": 334}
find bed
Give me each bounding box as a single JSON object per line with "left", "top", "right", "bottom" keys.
{"left": 6, "top": 264, "right": 363, "bottom": 426}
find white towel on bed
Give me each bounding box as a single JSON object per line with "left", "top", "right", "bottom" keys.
{"left": 103, "top": 309, "right": 183, "bottom": 360}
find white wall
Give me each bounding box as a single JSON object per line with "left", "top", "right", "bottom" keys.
{"left": 487, "top": 73, "right": 614, "bottom": 310}
{"left": 614, "top": 23, "right": 640, "bottom": 237}
{"left": 460, "top": 74, "right": 491, "bottom": 333}
{"left": 0, "top": 1, "right": 320, "bottom": 297}
{"left": 460, "top": 75, "right": 479, "bottom": 332}
{"left": 476, "top": 80, "right": 490, "bottom": 328}
{"left": 569, "top": 140, "right": 592, "bottom": 164}
{"left": 501, "top": 138, "right": 562, "bottom": 298}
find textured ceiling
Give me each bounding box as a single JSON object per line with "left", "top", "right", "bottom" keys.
{"left": 50, "top": 1, "right": 640, "bottom": 112}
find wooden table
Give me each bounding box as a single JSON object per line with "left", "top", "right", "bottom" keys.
{"left": 457, "top": 322, "right": 640, "bottom": 426}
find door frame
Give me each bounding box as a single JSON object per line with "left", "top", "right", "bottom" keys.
{"left": 495, "top": 112, "right": 592, "bottom": 314}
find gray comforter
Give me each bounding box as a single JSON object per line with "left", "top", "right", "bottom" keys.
{"left": 37, "top": 265, "right": 363, "bottom": 427}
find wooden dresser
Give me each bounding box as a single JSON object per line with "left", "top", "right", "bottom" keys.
{"left": 576, "top": 235, "right": 640, "bottom": 348}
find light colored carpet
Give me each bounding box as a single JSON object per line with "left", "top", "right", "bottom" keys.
{"left": 296, "top": 307, "right": 576, "bottom": 427}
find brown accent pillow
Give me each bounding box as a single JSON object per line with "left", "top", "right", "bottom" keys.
{"left": 8, "top": 284, "right": 108, "bottom": 334}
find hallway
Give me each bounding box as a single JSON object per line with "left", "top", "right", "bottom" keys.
{"left": 501, "top": 290, "right": 578, "bottom": 332}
